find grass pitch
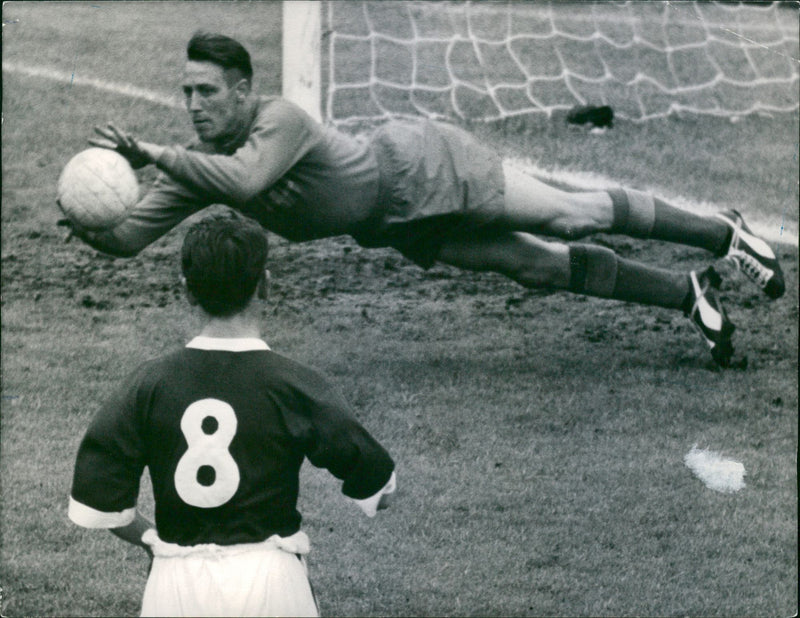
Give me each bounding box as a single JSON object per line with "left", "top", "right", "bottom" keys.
{"left": 1, "top": 2, "right": 798, "bottom": 616}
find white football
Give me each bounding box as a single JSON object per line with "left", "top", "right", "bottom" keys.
{"left": 57, "top": 148, "right": 138, "bottom": 231}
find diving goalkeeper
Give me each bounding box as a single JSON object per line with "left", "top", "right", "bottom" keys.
{"left": 67, "top": 32, "right": 786, "bottom": 368}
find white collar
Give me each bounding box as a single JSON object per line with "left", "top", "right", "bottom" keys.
{"left": 186, "top": 336, "right": 270, "bottom": 352}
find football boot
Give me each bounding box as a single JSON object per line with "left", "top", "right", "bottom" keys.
{"left": 686, "top": 266, "right": 735, "bottom": 367}
{"left": 715, "top": 210, "right": 784, "bottom": 299}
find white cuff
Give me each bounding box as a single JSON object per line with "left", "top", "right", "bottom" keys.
{"left": 350, "top": 471, "right": 396, "bottom": 518}
{"left": 68, "top": 496, "right": 136, "bottom": 528}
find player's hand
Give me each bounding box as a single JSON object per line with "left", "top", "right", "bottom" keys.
{"left": 89, "top": 122, "right": 155, "bottom": 169}
{"left": 377, "top": 491, "right": 395, "bottom": 511}
{"left": 57, "top": 217, "right": 97, "bottom": 245}
{"left": 56, "top": 202, "right": 90, "bottom": 243}
{"left": 57, "top": 216, "right": 76, "bottom": 242}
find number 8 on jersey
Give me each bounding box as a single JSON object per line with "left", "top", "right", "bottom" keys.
{"left": 174, "top": 399, "right": 240, "bottom": 508}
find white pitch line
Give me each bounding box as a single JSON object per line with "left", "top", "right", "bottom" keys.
{"left": 2, "top": 60, "right": 182, "bottom": 109}
{"left": 5, "top": 60, "right": 797, "bottom": 248}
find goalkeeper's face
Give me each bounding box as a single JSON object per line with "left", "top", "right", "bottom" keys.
{"left": 182, "top": 60, "right": 250, "bottom": 144}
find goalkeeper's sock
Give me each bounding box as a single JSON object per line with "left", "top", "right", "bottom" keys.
{"left": 568, "top": 244, "right": 689, "bottom": 309}
{"left": 608, "top": 188, "right": 730, "bottom": 255}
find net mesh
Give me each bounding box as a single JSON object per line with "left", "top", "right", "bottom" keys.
{"left": 324, "top": 1, "right": 800, "bottom": 125}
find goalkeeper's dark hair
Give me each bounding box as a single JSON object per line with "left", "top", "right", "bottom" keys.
{"left": 181, "top": 210, "right": 268, "bottom": 317}
{"left": 187, "top": 31, "right": 253, "bottom": 84}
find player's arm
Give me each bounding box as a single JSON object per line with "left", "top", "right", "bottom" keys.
{"left": 288, "top": 372, "right": 397, "bottom": 517}
{"left": 62, "top": 170, "right": 209, "bottom": 257}
{"left": 69, "top": 368, "right": 149, "bottom": 532}
{"left": 93, "top": 102, "right": 320, "bottom": 205}
{"left": 152, "top": 102, "right": 321, "bottom": 204}
{"left": 309, "top": 411, "right": 397, "bottom": 518}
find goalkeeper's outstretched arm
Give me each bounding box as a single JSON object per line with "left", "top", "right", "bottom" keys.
{"left": 60, "top": 167, "right": 209, "bottom": 258}
{"left": 60, "top": 216, "right": 142, "bottom": 258}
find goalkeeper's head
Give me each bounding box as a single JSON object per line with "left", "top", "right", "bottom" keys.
{"left": 181, "top": 210, "right": 269, "bottom": 317}
{"left": 184, "top": 32, "right": 255, "bottom": 144}
{"left": 187, "top": 31, "right": 253, "bottom": 86}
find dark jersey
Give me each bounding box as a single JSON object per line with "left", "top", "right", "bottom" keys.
{"left": 70, "top": 337, "right": 394, "bottom": 547}
{"left": 86, "top": 96, "right": 505, "bottom": 268}
{"left": 88, "top": 96, "right": 381, "bottom": 255}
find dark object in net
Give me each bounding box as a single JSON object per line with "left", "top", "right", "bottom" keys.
{"left": 566, "top": 105, "right": 614, "bottom": 128}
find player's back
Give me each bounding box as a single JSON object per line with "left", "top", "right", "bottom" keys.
{"left": 72, "top": 334, "right": 394, "bottom": 550}
{"left": 121, "top": 340, "right": 373, "bottom": 547}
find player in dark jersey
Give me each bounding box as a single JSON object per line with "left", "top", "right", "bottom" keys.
{"left": 68, "top": 211, "right": 396, "bottom": 617}
{"left": 64, "top": 32, "right": 786, "bottom": 367}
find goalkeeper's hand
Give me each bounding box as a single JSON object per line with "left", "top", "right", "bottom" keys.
{"left": 56, "top": 203, "right": 82, "bottom": 243}
{"left": 56, "top": 205, "right": 134, "bottom": 257}
{"left": 89, "top": 122, "right": 163, "bottom": 169}
{"left": 56, "top": 205, "right": 95, "bottom": 245}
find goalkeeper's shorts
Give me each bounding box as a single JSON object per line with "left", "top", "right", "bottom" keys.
{"left": 359, "top": 118, "right": 506, "bottom": 268}
{"left": 140, "top": 529, "right": 318, "bottom": 617}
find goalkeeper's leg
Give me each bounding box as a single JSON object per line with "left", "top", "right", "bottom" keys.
{"left": 499, "top": 163, "right": 784, "bottom": 298}
{"left": 437, "top": 232, "right": 734, "bottom": 366}
{"left": 501, "top": 163, "right": 730, "bottom": 253}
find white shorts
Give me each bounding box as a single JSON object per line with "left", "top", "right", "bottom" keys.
{"left": 140, "top": 530, "right": 319, "bottom": 617}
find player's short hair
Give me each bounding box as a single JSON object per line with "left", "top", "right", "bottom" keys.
{"left": 181, "top": 210, "right": 268, "bottom": 317}
{"left": 187, "top": 31, "right": 253, "bottom": 85}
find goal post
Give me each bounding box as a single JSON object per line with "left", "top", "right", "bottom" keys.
{"left": 283, "top": 1, "right": 799, "bottom": 126}
{"left": 282, "top": 0, "right": 322, "bottom": 122}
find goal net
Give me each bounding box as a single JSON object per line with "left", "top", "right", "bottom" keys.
{"left": 284, "top": 1, "right": 799, "bottom": 125}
